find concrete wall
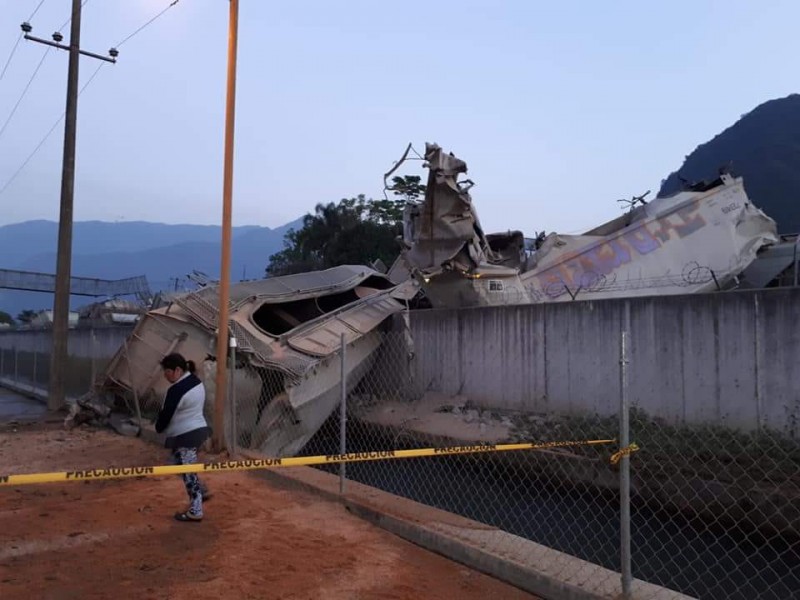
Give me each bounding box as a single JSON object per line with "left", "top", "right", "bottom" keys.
{"left": 0, "top": 325, "right": 134, "bottom": 358}
{"left": 409, "top": 289, "right": 800, "bottom": 436}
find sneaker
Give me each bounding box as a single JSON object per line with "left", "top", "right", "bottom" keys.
{"left": 174, "top": 511, "right": 203, "bottom": 522}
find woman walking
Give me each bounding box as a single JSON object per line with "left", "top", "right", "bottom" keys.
{"left": 155, "top": 352, "right": 211, "bottom": 522}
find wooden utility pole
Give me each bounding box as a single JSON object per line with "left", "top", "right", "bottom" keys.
{"left": 213, "top": 0, "right": 239, "bottom": 451}
{"left": 22, "top": 0, "right": 117, "bottom": 411}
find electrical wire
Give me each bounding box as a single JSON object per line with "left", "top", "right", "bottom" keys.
{"left": 0, "top": 61, "right": 105, "bottom": 198}
{"left": 0, "top": 0, "right": 184, "bottom": 197}
{"left": 0, "top": 0, "right": 48, "bottom": 82}
{"left": 115, "top": 0, "right": 181, "bottom": 49}
{"left": 27, "top": 0, "right": 48, "bottom": 21}
{"left": 57, "top": 0, "right": 90, "bottom": 34}
{"left": 0, "top": 36, "right": 24, "bottom": 82}
{"left": 0, "top": 47, "right": 51, "bottom": 141}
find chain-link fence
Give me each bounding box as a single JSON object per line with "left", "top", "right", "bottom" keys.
{"left": 0, "top": 326, "right": 131, "bottom": 400}
{"left": 628, "top": 407, "right": 800, "bottom": 599}
{"left": 220, "top": 321, "right": 800, "bottom": 600}
{"left": 5, "top": 315, "right": 795, "bottom": 599}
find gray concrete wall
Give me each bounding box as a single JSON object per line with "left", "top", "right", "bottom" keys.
{"left": 409, "top": 289, "right": 800, "bottom": 436}
{"left": 0, "top": 325, "right": 134, "bottom": 358}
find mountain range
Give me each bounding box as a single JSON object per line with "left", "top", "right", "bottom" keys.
{"left": 0, "top": 218, "right": 302, "bottom": 318}
{"left": 659, "top": 93, "right": 800, "bottom": 234}
{"left": 4, "top": 94, "right": 800, "bottom": 319}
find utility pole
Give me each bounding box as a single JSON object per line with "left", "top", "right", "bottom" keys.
{"left": 22, "top": 0, "right": 117, "bottom": 411}
{"left": 212, "top": 0, "right": 239, "bottom": 452}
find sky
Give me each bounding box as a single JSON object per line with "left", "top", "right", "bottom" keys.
{"left": 0, "top": 0, "right": 799, "bottom": 236}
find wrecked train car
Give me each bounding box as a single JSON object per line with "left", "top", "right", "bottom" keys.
{"left": 393, "top": 143, "right": 780, "bottom": 307}
{"left": 92, "top": 265, "right": 417, "bottom": 457}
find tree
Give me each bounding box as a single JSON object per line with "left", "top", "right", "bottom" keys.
{"left": 389, "top": 174, "right": 426, "bottom": 203}
{"left": 0, "top": 310, "right": 13, "bottom": 326}
{"left": 16, "top": 309, "right": 37, "bottom": 324}
{"left": 266, "top": 192, "right": 407, "bottom": 277}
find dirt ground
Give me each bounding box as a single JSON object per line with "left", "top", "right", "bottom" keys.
{"left": 0, "top": 421, "right": 538, "bottom": 600}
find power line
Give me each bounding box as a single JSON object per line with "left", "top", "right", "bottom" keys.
{"left": 0, "top": 0, "right": 183, "bottom": 197}
{"left": 0, "top": 0, "right": 48, "bottom": 82}
{"left": 0, "top": 35, "right": 24, "bottom": 82}
{"left": 0, "top": 47, "right": 51, "bottom": 141}
{"left": 0, "top": 61, "right": 105, "bottom": 198}
{"left": 58, "top": 0, "right": 89, "bottom": 34}
{"left": 28, "top": 0, "right": 48, "bottom": 21}
{"left": 116, "top": 0, "right": 181, "bottom": 48}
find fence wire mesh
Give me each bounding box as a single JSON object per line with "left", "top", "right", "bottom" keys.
{"left": 0, "top": 327, "right": 127, "bottom": 400}
{"left": 223, "top": 325, "right": 800, "bottom": 600}
{"left": 5, "top": 316, "right": 797, "bottom": 600}
{"left": 629, "top": 409, "right": 800, "bottom": 600}
{"left": 227, "top": 330, "right": 623, "bottom": 597}
{"left": 0, "top": 340, "right": 52, "bottom": 396}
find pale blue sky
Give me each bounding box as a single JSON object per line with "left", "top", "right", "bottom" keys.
{"left": 0, "top": 0, "right": 798, "bottom": 236}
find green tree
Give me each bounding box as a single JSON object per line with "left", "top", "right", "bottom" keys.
{"left": 16, "top": 309, "right": 37, "bottom": 324}
{"left": 389, "top": 174, "right": 426, "bottom": 203}
{"left": 0, "top": 310, "right": 14, "bottom": 326}
{"left": 266, "top": 193, "right": 406, "bottom": 277}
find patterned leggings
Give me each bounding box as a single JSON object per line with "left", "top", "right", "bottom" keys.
{"left": 172, "top": 447, "right": 203, "bottom": 517}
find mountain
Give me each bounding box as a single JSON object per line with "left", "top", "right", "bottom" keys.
{"left": 659, "top": 94, "right": 800, "bottom": 234}
{"left": 0, "top": 217, "right": 304, "bottom": 318}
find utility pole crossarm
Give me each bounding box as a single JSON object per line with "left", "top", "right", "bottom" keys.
{"left": 20, "top": 21, "right": 118, "bottom": 63}
{"left": 22, "top": 34, "right": 117, "bottom": 63}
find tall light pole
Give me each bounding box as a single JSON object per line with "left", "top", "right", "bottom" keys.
{"left": 22, "top": 0, "right": 117, "bottom": 411}
{"left": 213, "top": 0, "right": 239, "bottom": 451}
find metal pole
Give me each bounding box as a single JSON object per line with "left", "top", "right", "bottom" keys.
{"left": 14, "top": 346, "right": 19, "bottom": 383}
{"left": 123, "top": 340, "right": 142, "bottom": 426}
{"left": 32, "top": 350, "right": 38, "bottom": 390}
{"left": 229, "top": 336, "right": 237, "bottom": 454}
{"left": 212, "top": 0, "right": 239, "bottom": 452}
{"left": 620, "top": 302, "right": 632, "bottom": 599}
{"left": 48, "top": 0, "right": 82, "bottom": 411}
{"left": 90, "top": 328, "right": 96, "bottom": 388}
{"left": 339, "top": 333, "right": 347, "bottom": 494}
{"left": 754, "top": 294, "right": 765, "bottom": 433}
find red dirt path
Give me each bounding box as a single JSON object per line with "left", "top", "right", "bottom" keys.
{"left": 0, "top": 422, "right": 537, "bottom": 600}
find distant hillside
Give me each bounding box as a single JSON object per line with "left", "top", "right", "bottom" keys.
{"left": 0, "top": 218, "right": 303, "bottom": 317}
{"left": 659, "top": 94, "right": 800, "bottom": 234}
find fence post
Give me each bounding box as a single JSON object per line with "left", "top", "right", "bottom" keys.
{"left": 620, "top": 302, "right": 632, "bottom": 599}
{"left": 1, "top": 347, "right": 4, "bottom": 379}
{"left": 32, "top": 350, "right": 38, "bottom": 390}
{"left": 228, "top": 335, "right": 237, "bottom": 455}
{"left": 14, "top": 346, "right": 19, "bottom": 383}
{"left": 339, "top": 333, "right": 347, "bottom": 494}
{"left": 90, "top": 328, "right": 97, "bottom": 388}
{"left": 122, "top": 340, "right": 143, "bottom": 425}
{"left": 754, "top": 294, "right": 765, "bottom": 433}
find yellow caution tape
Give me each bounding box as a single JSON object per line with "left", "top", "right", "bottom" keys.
{"left": 610, "top": 442, "right": 640, "bottom": 465}
{"left": 0, "top": 439, "right": 619, "bottom": 487}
